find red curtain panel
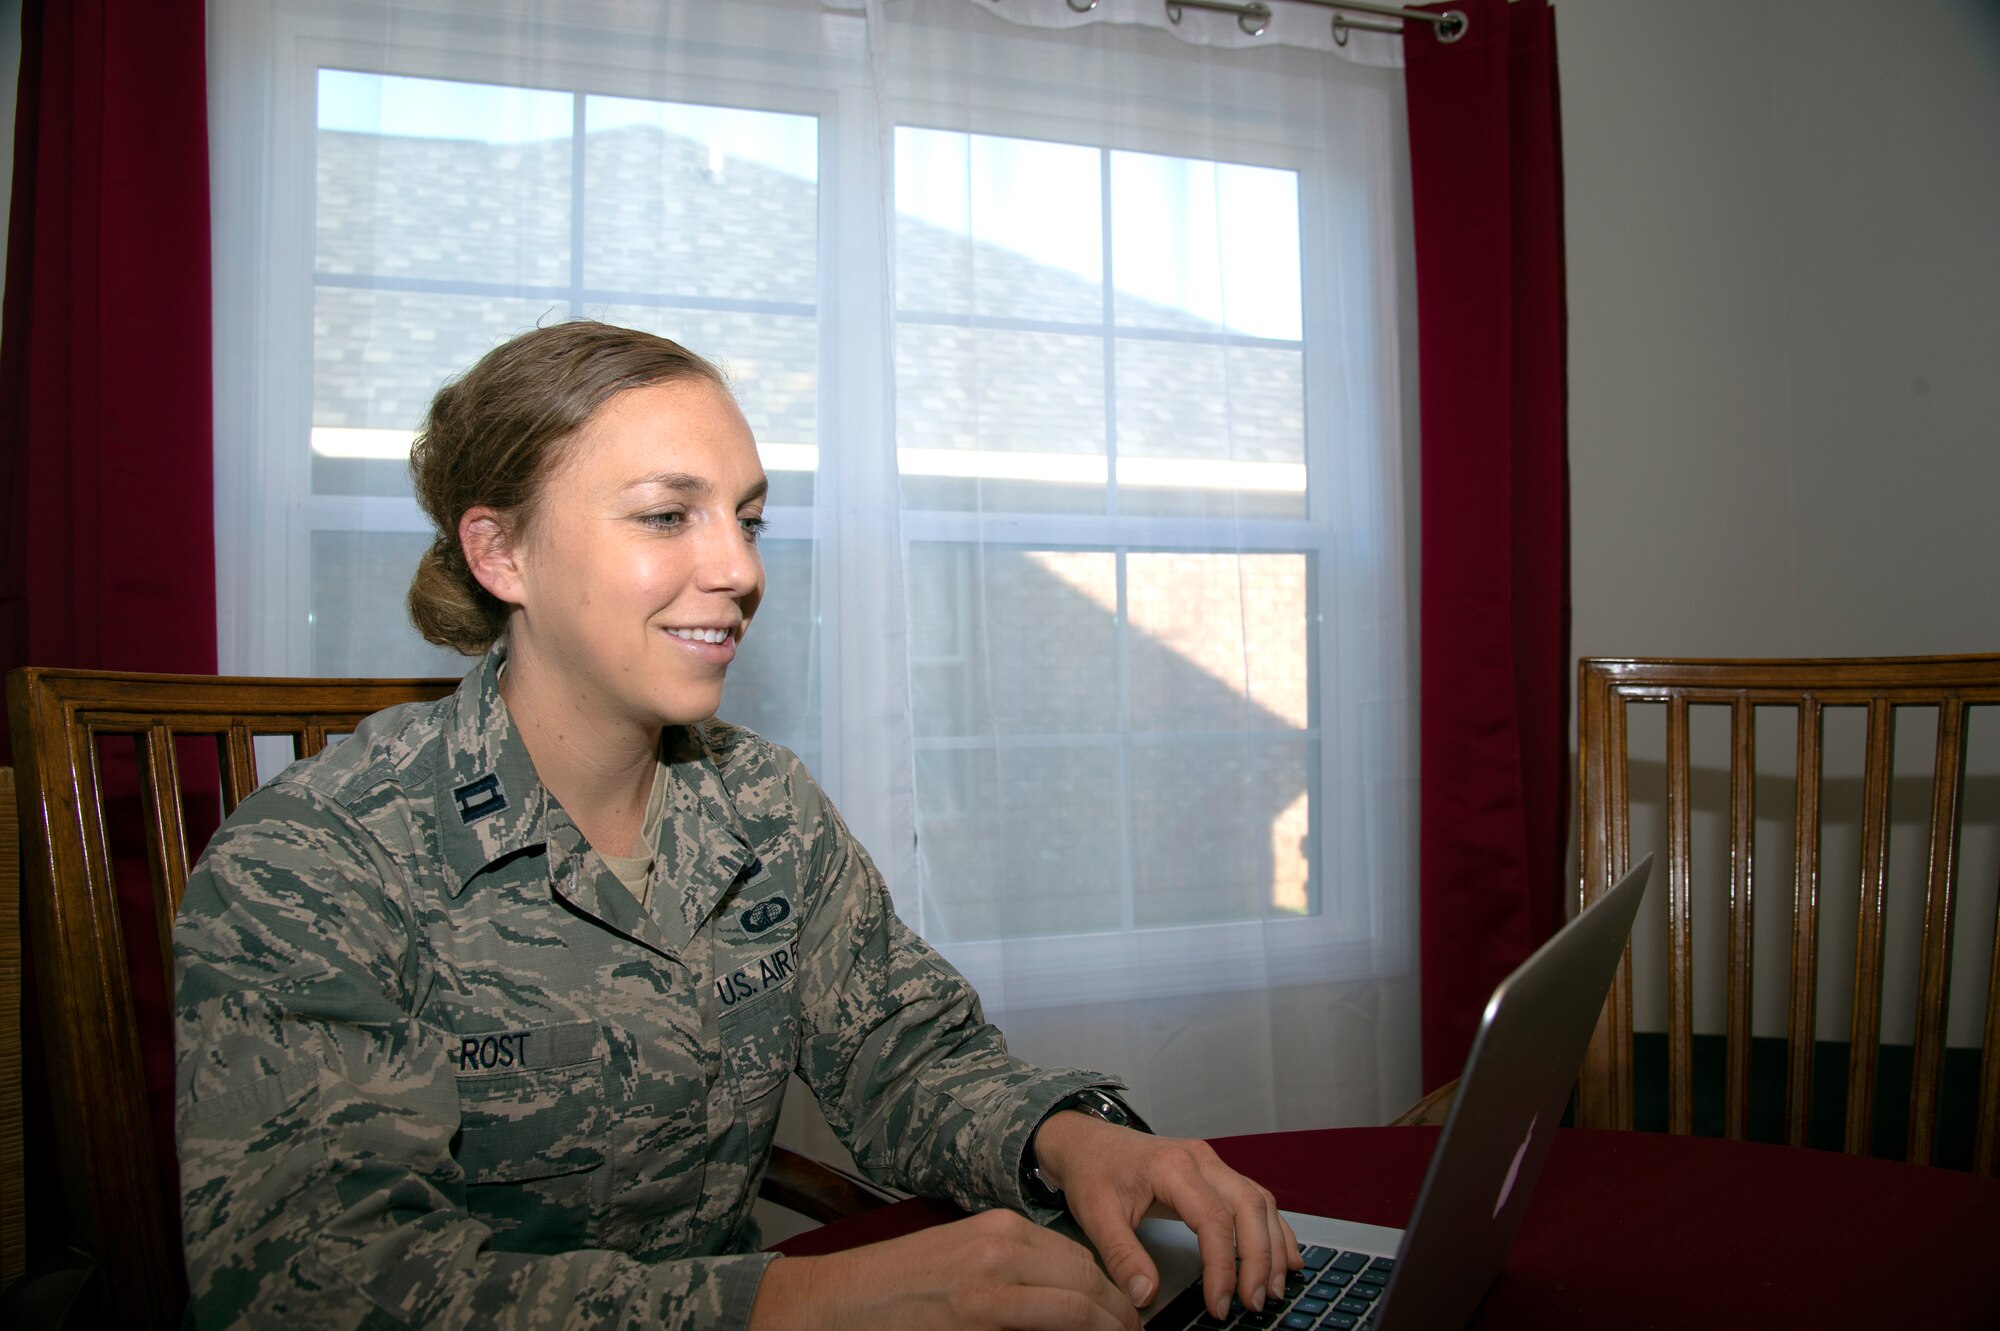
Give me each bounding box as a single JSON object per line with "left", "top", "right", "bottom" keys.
{"left": 1405, "top": 0, "right": 1571, "bottom": 1090}
{"left": 0, "top": 0, "right": 216, "bottom": 696}
{"left": 0, "top": 0, "right": 217, "bottom": 1245}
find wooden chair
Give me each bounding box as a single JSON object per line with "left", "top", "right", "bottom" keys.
{"left": 1, "top": 766, "right": 24, "bottom": 1286}
{"left": 1574, "top": 655, "right": 2000, "bottom": 1174}
{"left": 5, "top": 667, "right": 888, "bottom": 1331}
{"left": 1385, "top": 1078, "right": 1457, "bottom": 1128}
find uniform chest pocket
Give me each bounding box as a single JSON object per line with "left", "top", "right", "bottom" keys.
{"left": 452, "top": 1020, "right": 606, "bottom": 1251}
{"left": 714, "top": 934, "right": 803, "bottom": 1108}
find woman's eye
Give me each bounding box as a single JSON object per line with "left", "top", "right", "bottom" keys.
{"left": 641, "top": 510, "right": 684, "bottom": 530}
{"left": 739, "top": 515, "right": 769, "bottom": 543}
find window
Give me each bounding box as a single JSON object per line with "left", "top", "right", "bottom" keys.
{"left": 212, "top": 0, "right": 1414, "bottom": 1015}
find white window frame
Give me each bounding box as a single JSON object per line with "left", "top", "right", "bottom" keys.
{"left": 879, "top": 78, "right": 1407, "bottom": 1006}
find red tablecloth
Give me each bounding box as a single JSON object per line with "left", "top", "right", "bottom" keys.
{"left": 775, "top": 1127, "right": 2000, "bottom": 1329}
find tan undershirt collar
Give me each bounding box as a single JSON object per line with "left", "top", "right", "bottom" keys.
{"left": 598, "top": 745, "right": 668, "bottom": 906}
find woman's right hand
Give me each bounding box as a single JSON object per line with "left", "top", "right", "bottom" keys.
{"left": 747, "top": 1209, "right": 1141, "bottom": 1331}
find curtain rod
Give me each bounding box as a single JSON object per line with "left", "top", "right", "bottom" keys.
{"left": 1064, "top": 0, "right": 1469, "bottom": 46}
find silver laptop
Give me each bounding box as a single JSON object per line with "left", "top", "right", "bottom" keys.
{"left": 1132, "top": 856, "right": 1654, "bottom": 1330}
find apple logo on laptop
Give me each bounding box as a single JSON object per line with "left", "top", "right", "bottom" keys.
{"left": 1492, "top": 1113, "right": 1538, "bottom": 1218}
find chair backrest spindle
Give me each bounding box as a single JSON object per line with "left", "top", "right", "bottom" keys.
{"left": 1785, "top": 698, "right": 1825, "bottom": 1148}
{"left": 1981, "top": 928, "right": 2000, "bottom": 1174}
{"left": 1724, "top": 694, "right": 1756, "bottom": 1142}
{"left": 1847, "top": 698, "right": 1896, "bottom": 1156}
{"left": 135, "top": 723, "right": 194, "bottom": 967}
{"left": 1663, "top": 693, "right": 1695, "bottom": 1135}
{"left": 219, "top": 723, "right": 261, "bottom": 814}
{"left": 1910, "top": 700, "right": 1968, "bottom": 1165}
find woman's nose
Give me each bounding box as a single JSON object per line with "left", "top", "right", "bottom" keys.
{"left": 696, "top": 518, "right": 762, "bottom": 595}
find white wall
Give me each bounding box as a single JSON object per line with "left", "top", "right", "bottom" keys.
{"left": 1563, "top": 0, "right": 2000, "bottom": 661}
{"left": 1557, "top": 0, "right": 2000, "bottom": 1043}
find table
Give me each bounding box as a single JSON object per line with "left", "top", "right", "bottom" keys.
{"left": 773, "top": 1127, "right": 2000, "bottom": 1329}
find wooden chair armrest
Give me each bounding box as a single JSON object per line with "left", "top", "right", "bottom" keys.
{"left": 759, "top": 1145, "right": 899, "bottom": 1224}
{"left": 1387, "top": 1078, "right": 1459, "bottom": 1127}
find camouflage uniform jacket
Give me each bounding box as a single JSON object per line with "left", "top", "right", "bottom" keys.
{"left": 174, "top": 646, "right": 1118, "bottom": 1329}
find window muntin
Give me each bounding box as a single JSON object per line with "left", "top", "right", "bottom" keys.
{"left": 893, "top": 125, "right": 1325, "bottom": 940}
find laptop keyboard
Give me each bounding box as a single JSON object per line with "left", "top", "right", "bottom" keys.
{"left": 1144, "top": 1244, "right": 1393, "bottom": 1330}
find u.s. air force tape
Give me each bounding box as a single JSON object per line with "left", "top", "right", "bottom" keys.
{"left": 714, "top": 937, "right": 803, "bottom": 1009}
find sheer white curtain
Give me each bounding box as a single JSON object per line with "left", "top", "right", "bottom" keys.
{"left": 207, "top": 0, "right": 1419, "bottom": 1148}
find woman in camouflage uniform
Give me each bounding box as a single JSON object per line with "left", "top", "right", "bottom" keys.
{"left": 173, "top": 321, "right": 1296, "bottom": 1331}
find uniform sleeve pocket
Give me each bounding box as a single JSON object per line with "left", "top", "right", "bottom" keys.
{"left": 181, "top": 1055, "right": 320, "bottom": 1129}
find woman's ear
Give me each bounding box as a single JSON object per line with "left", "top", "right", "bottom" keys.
{"left": 460, "top": 507, "right": 526, "bottom": 606}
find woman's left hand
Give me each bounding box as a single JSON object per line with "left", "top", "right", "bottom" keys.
{"left": 1028, "top": 1111, "right": 1301, "bottom": 1321}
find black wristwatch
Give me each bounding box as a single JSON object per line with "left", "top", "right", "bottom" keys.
{"left": 1020, "top": 1088, "right": 1153, "bottom": 1208}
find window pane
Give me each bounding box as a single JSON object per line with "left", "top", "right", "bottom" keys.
{"left": 311, "top": 289, "right": 553, "bottom": 497}
{"left": 1130, "top": 737, "right": 1315, "bottom": 927}
{"left": 584, "top": 97, "right": 818, "bottom": 304}
{"left": 895, "top": 131, "right": 1309, "bottom": 522}
{"left": 598, "top": 305, "right": 819, "bottom": 509}
{"left": 895, "top": 127, "right": 1103, "bottom": 323}
{"left": 896, "top": 325, "right": 1107, "bottom": 514}
{"left": 718, "top": 538, "right": 819, "bottom": 768}
{"left": 1126, "top": 553, "right": 1310, "bottom": 732}
{"left": 915, "top": 743, "right": 1125, "bottom": 942}
{"left": 317, "top": 70, "right": 573, "bottom": 286}
{"left": 908, "top": 546, "right": 1321, "bottom": 940}
{"left": 1113, "top": 340, "right": 1306, "bottom": 520}
{"left": 907, "top": 545, "right": 1118, "bottom": 737}
{"left": 1110, "top": 151, "right": 1301, "bottom": 341}
{"left": 310, "top": 530, "right": 472, "bottom": 677}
